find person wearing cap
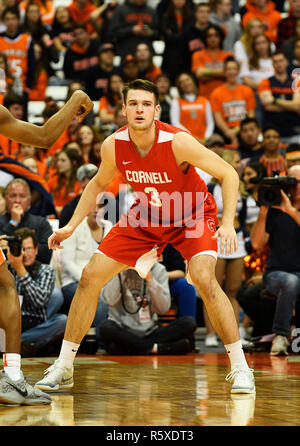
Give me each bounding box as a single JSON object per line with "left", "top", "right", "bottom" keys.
{"left": 59, "top": 163, "right": 98, "bottom": 228}
{"left": 63, "top": 21, "right": 100, "bottom": 83}
{"left": 85, "top": 42, "right": 122, "bottom": 101}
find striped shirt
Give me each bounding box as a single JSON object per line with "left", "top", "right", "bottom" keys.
{"left": 9, "top": 263, "right": 55, "bottom": 323}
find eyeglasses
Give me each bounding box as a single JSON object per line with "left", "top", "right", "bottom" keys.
{"left": 22, "top": 246, "right": 35, "bottom": 253}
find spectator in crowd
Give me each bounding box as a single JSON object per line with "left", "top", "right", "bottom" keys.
{"left": 88, "top": 132, "right": 104, "bottom": 167}
{"left": 41, "top": 100, "right": 71, "bottom": 159}
{"left": 0, "top": 186, "right": 6, "bottom": 215}
{"left": 206, "top": 149, "right": 247, "bottom": 345}
{"left": 22, "top": 2, "right": 59, "bottom": 64}
{"left": 135, "top": 42, "right": 162, "bottom": 83}
{"left": 250, "top": 164, "right": 300, "bottom": 355}
{"left": 277, "top": 0, "right": 300, "bottom": 50}
{"left": 98, "top": 73, "right": 123, "bottom": 125}
{"left": 121, "top": 54, "right": 139, "bottom": 83}
{"left": 28, "top": 42, "right": 50, "bottom": 101}
{"left": 258, "top": 51, "right": 300, "bottom": 145}
{"left": 47, "top": 148, "right": 83, "bottom": 217}
{"left": 20, "top": 0, "right": 55, "bottom": 27}
{"left": 107, "top": 102, "right": 128, "bottom": 135}
{"left": 209, "top": 0, "right": 241, "bottom": 51}
{"left": 100, "top": 264, "right": 196, "bottom": 355}
{"left": 0, "top": 93, "right": 25, "bottom": 157}
{"left": 6, "top": 227, "right": 67, "bottom": 357}
{"left": 77, "top": 124, "right": 97, "bottom": 163}
{"left": 192, "top": 24, "right": 233, "bottom": 99}
{"left": 21, "top": 156, "right": 39, "bottom": 175}
{"left": 281, "top": 18, "right": 300, "bottom": 63}
{"left": 159, "top": 0, "right": 193, "bottom": 83}
{"left": 63, "top": 21, "right": 100, "bottom": 83}
{"left": 180, "top": 2, "right": 212, "bottom": 72}
{"left": 59, "top": 163, "right": 98, "bottom": 228}
{"left": 161, "top": 243, "right": 197, "bottom": 323}
{"left": 0, "top": 52, "right": 15, "bottom": 99}
{"left": 258, "top": 126, "right": 286, "bottom": 177}
{"left": 109, "top": 0, "right": 159, "bottom": 60}
{"left": 210, "top": 57, "right": 256, "bottom": 145}
{"left": 51, "top": 5, "right": 74, "bottom": 53}
{"left": 60, "top": 202, "right": 113, "bottom": 350}
{"left": 85, "top": 43, "right": 120, "bottom": 101}
{"left": 241, "top": 0, "right": 282, "bottom": 43}
{"left": 17, "top": 143, "right": 47, "bottom": 177}
{"left": 93, "top": 1, "right": 117, "bottom": 43}
{"left": 285, "top": 143, "right": 300, "bottom": 169}
{"left": 67, "top": 0, "right": 99, "bottom": 36}
{"left": 170, "top": 72, "right": 214, "bottom": 144}
{"left": 0, "top": 178, "right": 52, "bottom": 264}
{"left": 233, "top": 17, "right": 269, "bottom": 66}
{"left": 287, "top": 37, "right": 300, "bottom": 73}
{"left": 155, "top": 72, "right": 172, "bottom": 124}
{"left": 238, "top": 117, "right": 264, "bottom": 165}
{"left": 0, "top": 6, "right": 35, "bottom": 95}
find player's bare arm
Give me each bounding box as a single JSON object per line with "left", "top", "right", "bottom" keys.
{"left": 48, "top": 134, "right": 119, "bottom": 250}
{"left": 0, "top": 90, "right": 93, "bottom": 148}
{"left": 172, "top": 131, "right": 239, "bottom": 254}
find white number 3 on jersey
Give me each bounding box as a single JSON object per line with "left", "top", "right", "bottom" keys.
{"left": 144, "top": 187, "right": 162, "bottom": 207}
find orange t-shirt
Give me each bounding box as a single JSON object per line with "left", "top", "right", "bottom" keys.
{"left": 242, "top": 1, "right": 282, "bottom": 43}
{"left": 48, "top": 175, "right": 82, "bottom": 210}
{"left": 0, "top": 34, "right": 32, "bottom": 91}
{"left": 210, "top": 83, "right": 256, "bottom": 128}
{"left": 259, "top": 154, "right": 286, "bottom": 177}
{"left": 105, "top": 172, "right": 126, "bottom": 197}
{"left": 177, "top": 96, "right": 210, "bottom": 139}
{"left": 20, "top": 1, "right": 54, "bottom": 25}
{"left": 67, "top": 1, "right": 100, "bottom": 35}
{"left": 28, "top": 70, "right": 48, "bottom": 101}
{"left": 47, "top": 130, "right": 70, "bottom": 158}
{"left": 98, "top": 96, "right": 115, "bottom": 115}
{"left": 0, "top": 135, "right": 19, "bottom": 157}
{"left": 145, "top": 65, "right": 162, "bottom": 83}
{"left": 192, "top": 49, "right": 233, "bottom": 98}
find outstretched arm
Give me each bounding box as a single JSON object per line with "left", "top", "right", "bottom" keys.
{"left": 0, "top": 90, "right": 93, "bottom": 149}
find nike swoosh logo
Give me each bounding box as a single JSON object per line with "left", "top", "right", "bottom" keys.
{"left": 72, "top": 349, "right": 78, "bottom": 352}
{"left": 123, "top": 161, "right": 132, "bottom": 165}
{"left": 9, "top": 382, "right": 28, "bottom": 397}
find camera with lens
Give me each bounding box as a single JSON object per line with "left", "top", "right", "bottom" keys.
{"left": 250, "top": 173, "right": 297, "bottom": 206}
{"left": 3, "top": 236, "right": 23, "bottom": 256}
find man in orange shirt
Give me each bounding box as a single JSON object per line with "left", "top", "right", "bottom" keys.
{"left": 210, "top": 57, "right": 256, "bottom": 145}
{"left": 192, "top": 24, "right": 233, "bottom": 98}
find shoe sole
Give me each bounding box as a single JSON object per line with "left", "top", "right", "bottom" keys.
{"left": 270, "top": 350, "right": 288, "bottom": 356}
{"left": 0, "top": 394, "right": 24, "bottom": 405}
{"left": 231, "top": 387, "right": 256, "bottom": 394}
{"left": 35, "top": 382, "right": 74, "bottom": 392}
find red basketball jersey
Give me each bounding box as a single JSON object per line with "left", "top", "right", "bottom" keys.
{"left": 114, "top": 120, "right": 210, "bottom": 226}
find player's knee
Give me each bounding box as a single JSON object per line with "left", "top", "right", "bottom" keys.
{"left": 80, "top": 263, "right": 97, "bottom": 287}
{"left": 189, "top": 268, "right": 216, "bottom": 296}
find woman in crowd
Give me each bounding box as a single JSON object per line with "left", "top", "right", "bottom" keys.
{"left": 28, "top": 42, "right": 50, "bottom": 101}
{"left": 98, "top": 73, "right": 123, "bottom": 125}
{"left": 233, "top": 17, "right": 268, "bottom": 65}
{"left": 47, "top": 148, "right": 83, "bottom": 216}
{"left": 88, "top": 132, "right": 105, "bottom": 167}
{"left": 282, "top": 18, "right": 300, "bottom": 64}
{"left": 170, "top": 72, "right": 214, "bottom": 144}
{"left": 135, "top": 43, "right": 162, "bottom": 83}
{"left": 156, "top": 72, "right": 172, "bottom": 124}
{"left": 51, "top": 5, "right": 74, "bottom": 53}
{"left": 77, "top": 125, "right": 98, "bottom": 164}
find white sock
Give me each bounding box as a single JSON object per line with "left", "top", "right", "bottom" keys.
{"left": 224, "top": 340, "right": 249, "bottom": 370}
{"left": 58, "top": 340, "right": 80, "bottom": 369}
{"left": 151, "top": 344, "right": 158, "bottom": 353}
{"left": 3, "top": 353, "right": 22, "bottom": 381}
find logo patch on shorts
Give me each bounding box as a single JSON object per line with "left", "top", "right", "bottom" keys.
{"left": 207, "top": 218, "right": 216, "bottom": 232}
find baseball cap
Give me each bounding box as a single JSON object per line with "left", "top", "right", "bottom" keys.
{"left": 206, "top": 134, "right": 225, "bottom": 147}
{"left": 98, "top": 43, "right": 115, "bottom": 53}
{"left": 76, "top": 164, "right": 98, "bottom": 181}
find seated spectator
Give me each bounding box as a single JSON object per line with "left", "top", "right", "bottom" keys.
{"left": 98, "top": 73, "right": 123, "bottom": 126}
{"left": 210, "top": 0, "right": 241, "bottom": 51}
{"left": 156, "top": 72, "right": 172, "bottom": 124}
{"left": 241, "top": 0, "right": 282, "bottom": 43}
{"left": 51, "top": 5, "right": 74, "bottom": 53}
{"left": 47, "top": 148, "right": 83, "bottom": 217}
{"left": 0, "top": 186, "right": 6, "bottom": 215}
{"left": 17, "top": 144, "right": 46, "bottom": 177}
{"left": 6, "top": 227, "right": 66, "bottom": 357}
{"left": 281, "top": 18, "right": 300, "bottom": 64}
{"left": 277, "top": 0, "right": 300, "bottom": 50}
{"left": 250, "top": 165, "right": 300, "bottom": 355}
{"left": 0, "top": 52, "right": 14, "bottom": 100}
{"left": 20, "top": 0, "right": 54, "bottom": 26}
{"left": 109, "top": 0, "right": 159, "bottom": 60}
{"left": 233, "top": 17, "right": 267, "bottom": 66}
{"left": 41, "top": 100, "right": 71, "bottom": 160}
{"left": 180, "top": 2, "right": 212, "bottom": 72}
{"left": 106, "top": 102, "right": 128, "bottom": 136}
{"left": 59, "top": 163, "right": 97, "bottom": 228}
{"left": 88, "top": 133, "right": 104, "bottom": 167}
{"left": 0, "top": 93, "right": 25, "bottom": 157}
{"left": 21, "top": 156, "right": 39, "bottom": 175}
{"left": 159, "top": 0, "right": 193, "bottom": 83}
{"left": 63, "top": 21, "right": 100, "bottom": 83}
{"left": 60, "top": 203, "right": 113, "bottom": 350}
{"left": 85, "top": 43, "right": 120, "bottom": 101}
{"left": 135, "top": 42, "right": 162, "bottom": 83}
{"left": 258, "top": 51, "right": 300, "bottom": 146}
{"left": 170, "top": 72, "right": 214, "bottom": 144}
{"left": 93, "top": 1, "right": 117, "bottom": 43}
{"left": 192, "top": 24, "right": 233, "bottom": 99}
{"left": 288, "top": 37, "right": 300, "bottom": 74}
{"left": 259, "top": 126, "right": 286, "bottom": 177}
{"left": 0, "top": 178, "right": 52, "bottom": 263}
{"left": 210, "top": 57, "right": 256, "bottom": 145}
{"left": 238, "top": 117, "right": 264, "bottom": 165}
{"left": 100, "top": 264, "right": 196, "bottom": 355}
{"left": 121, "top": 54, "right": 139, "bottom": 83}
{"left": 286, "top": 143, "right": 300, "bottom": 169}
{"left": 77, "top": 125, "right": 97, "bottom": 163}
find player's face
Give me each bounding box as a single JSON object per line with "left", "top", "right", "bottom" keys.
{"left": 123, "top": 90, "right": 160, "bottom": 131}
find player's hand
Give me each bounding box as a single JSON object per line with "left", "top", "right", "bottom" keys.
{"left": 48, "top": 225, "right": 75, "bottom": 250}
{"left": 74, "top": 91, "right": 93, "bottom": 123}
{"left": 212, "top": 224, "right": 238, "bottom": 255}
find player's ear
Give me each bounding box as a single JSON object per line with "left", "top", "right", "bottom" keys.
{"left": 155, "top": 103, "right": 161, "bottom": 117}
{"left": 122, "top": 102, "right": 126, "bottom": 116}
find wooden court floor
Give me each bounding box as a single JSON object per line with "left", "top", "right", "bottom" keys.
{"left": 0, "top": 352, "right": 300, "bottom": 427}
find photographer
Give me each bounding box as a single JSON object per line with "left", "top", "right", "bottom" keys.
{"left": 250, "top": 165, "right": 300, "bottom": 355}
{"left": 6, "top": 227, "right": 67, "bottom": 357}
{"left": 100, "top": 263, "right": 196, "bottom": 355}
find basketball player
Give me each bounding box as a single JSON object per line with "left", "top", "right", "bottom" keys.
{"left": 35, "top": 79, "right": 255, "bottom": 394}
{"left": 0, "top": 89, "right": 93, "bottom": 405}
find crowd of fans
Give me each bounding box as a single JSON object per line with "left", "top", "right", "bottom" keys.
{"left": 1, "top": 0, "right": 300, "bottom": 357}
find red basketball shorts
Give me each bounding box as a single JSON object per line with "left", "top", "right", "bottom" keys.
{"left": 97, "top": 193, "right": 218, "bottom": 277}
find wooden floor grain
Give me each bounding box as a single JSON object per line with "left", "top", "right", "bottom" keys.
{"left": 0, "top": 353, "right": 300, "bottom": 426}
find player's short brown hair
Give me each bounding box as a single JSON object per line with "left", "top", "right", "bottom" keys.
{"left": 122, "top": 79, "right": 159, "bottom": 105}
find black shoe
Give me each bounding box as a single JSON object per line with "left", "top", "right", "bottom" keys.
{"left": 157, "top": 339, "right": 191, "bottom": 355}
